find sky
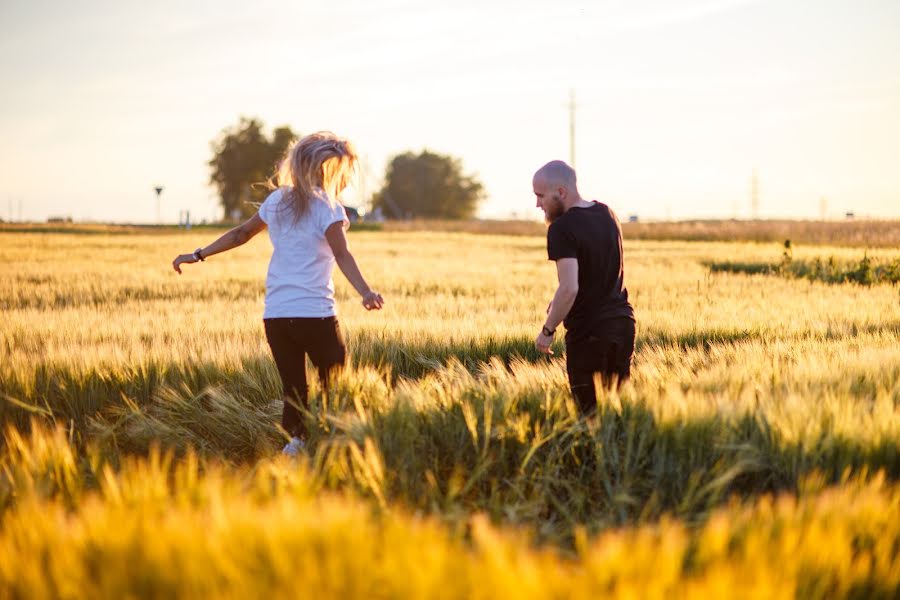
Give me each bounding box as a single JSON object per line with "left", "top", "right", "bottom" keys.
{"left": 1, "top": 0, "right": 899, "bottom": 223}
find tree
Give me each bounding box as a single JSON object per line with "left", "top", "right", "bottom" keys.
{"left": 208, "top": 117, "right": 296, "bottom": 220}
{"left": 372, "top": 150, "right": 484, "bottom": 219}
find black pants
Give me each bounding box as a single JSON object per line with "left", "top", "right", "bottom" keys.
{"left": 565, "top": 317, "right": 635, "bottom": 415}
{"left": 264, "top": 317, "right": 346, "bottom": 438}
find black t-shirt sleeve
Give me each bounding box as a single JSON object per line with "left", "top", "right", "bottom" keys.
{"left": 547, "top": 219, "right": 578, "bottom": 261}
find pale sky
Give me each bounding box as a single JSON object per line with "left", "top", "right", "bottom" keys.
{"left": 1, "top": 0, "right": 899, "bottom": 222}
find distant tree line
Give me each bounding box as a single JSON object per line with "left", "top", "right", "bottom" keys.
{"left": 208, "top": 117, "right": 296, "bottom": 220}
{"left": 208, "top": 117, "right": 484, "bottom": 221}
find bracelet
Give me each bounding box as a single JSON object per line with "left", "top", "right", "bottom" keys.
{"left": 193, "top": 248, "right": 205, "bottom": 262}
{"left": 541, "top": 325, "right": 555, "bottom": 337}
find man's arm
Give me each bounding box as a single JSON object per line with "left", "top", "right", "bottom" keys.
{"left": 536, "top": 258, "right": 578, "bottom": 354}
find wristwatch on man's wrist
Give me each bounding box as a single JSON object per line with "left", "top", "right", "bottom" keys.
{"left": 541, "top": 325, "right": 555, "bottom": 337}
{"left": 192, "top": 248, "right": 205, "bottom": 262}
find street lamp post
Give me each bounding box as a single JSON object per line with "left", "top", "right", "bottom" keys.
{"left": 154, "top": 186, "right": 163, "bottom": 224}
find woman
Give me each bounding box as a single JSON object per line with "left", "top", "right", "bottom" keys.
{"left": 172, "top": 131, "right": 383, "bottom": 456}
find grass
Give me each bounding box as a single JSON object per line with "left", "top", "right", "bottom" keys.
{"left": 7, "top": 217, "right": 900, "bottom": 247}
{"left": 1, "top": 229, "right": 899, "bottom": 597}
{"left": 2, "top": 423, "right": 898, "bottom": 599}
{"left": 709, "top": 255, "right": 900, "bottom": 286}
{"left": 707, "top": 241, "right": 900, "bottom": 286}
{"left": 378, "top": 218, "right": 900, "bottom": 248}
{"left": 622, "top": 219, "right": 900, "bottom": 248}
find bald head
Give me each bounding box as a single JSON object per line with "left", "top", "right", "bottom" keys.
{"left": 533, "top": 160, "right": 583, "bottom": 222}
{"left": 533, "top": 160, "right": 577, "bottom": 191}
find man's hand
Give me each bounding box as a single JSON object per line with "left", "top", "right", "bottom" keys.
{"left": 535, "top": 331, "right": 554, "bottom": 355}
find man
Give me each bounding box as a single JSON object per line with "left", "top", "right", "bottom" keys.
{"left": 533, "top": 160, "right": 635, "bottom": 415}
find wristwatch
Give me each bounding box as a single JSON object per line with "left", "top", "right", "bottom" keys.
{"left": 192, "top": 248, "right": 205, "bottom": 262}
{"left": 541, "top": 325, "right": 555, "bottom": 337}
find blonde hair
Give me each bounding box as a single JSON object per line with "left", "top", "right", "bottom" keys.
{"left": 273, "top": 131, "right": 358, "bottom": 220}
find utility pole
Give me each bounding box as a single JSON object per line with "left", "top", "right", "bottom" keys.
{"left": 568, "top": 88, "right": 577, "bottom": 168}
{"left": 750, "top": 168, "right": 759, "bottom": 219}
{"left": 18, "top": 199, "right": 22, "bottom": 223}
{"left": 7, "top": 198, "right": 11, "bottom": 222}
{"left": 820, "top": 196, "right": 828, "bottom": 220}
{"left": 154, "top": 186, "right": 163, "bottom": 224}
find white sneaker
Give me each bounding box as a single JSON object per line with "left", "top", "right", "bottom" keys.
{"left": 282, "top": 437, "right": 305, "bottom": 457}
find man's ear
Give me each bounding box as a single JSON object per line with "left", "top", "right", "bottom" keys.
{"left": 557, "top": 186, "right": 568, "bottom": 201}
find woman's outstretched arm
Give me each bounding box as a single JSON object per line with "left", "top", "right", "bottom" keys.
{"left": 172, "top": 213, "right": 267, "bottom": 274}
{"left": 325, "top": 221, "right": 384, "bottom": 310}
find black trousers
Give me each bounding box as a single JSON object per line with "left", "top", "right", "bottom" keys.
{"left": 565, "top": 317, "right": 635, "bottom": 415}
{"left": 264, "top": 317, "right": 346, "bottom": 438}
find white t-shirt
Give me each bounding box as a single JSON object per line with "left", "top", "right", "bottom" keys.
{"left": 257, "top": 188, "right": 349, "bottom": 319}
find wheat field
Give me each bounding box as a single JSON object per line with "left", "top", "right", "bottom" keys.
{"left": 2, "top": 228, "right": 899, "bottom": 598}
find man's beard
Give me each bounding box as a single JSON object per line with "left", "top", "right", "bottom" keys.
{"left": 543, "top": 195, "right": 565, "bottom": 224}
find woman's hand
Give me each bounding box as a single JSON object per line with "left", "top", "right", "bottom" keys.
{"left": 172, "top": 253, "right": 199, "bottom": 274}
{"left": 362, "top": 290, "right": 384, "bottom": 311}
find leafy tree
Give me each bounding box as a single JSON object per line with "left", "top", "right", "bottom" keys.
{"left": 208, "top": 117, "right": 296, "bottom": 220}
{"left": 372, "top": 150, "right": 484, "bottom": 219}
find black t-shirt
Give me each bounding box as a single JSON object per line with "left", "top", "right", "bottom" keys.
{"left": 547, "top": 202, "right": 634, "bottom": 341}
